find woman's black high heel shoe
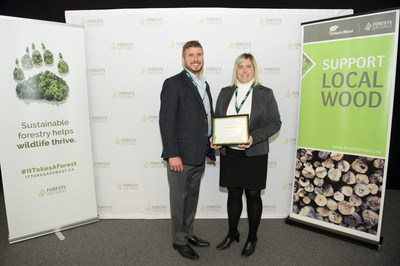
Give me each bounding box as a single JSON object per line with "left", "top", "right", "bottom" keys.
{"left": 216, "top": 232, "right": 240, "bottom": 250}
{"left": 241, "top": 238, "right": 257, "bottom": 257}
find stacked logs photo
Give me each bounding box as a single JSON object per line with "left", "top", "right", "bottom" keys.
{"left": 292, "top": 148, "right": 384, "bottom": 235}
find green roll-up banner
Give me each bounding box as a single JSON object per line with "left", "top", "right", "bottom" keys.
{"left": 290, "top": 9, "right": 399, "bottom": 247}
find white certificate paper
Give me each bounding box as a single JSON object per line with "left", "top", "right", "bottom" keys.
{"left": 212, "top": 115, "right": 249, "bottom": 145}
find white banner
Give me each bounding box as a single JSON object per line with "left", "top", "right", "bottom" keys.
{"left": 65, "top": 8, "right": 353, "bottom": 219}
{"left": 0, "top": 16, "right": 98, "bottom": 243}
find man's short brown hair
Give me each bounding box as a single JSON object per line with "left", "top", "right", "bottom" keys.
{"left": 182, "top": 40, "right": 203, "bottom": 56}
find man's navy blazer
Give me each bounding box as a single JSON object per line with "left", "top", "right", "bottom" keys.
{"left": 159, "top": 71, "right": 214, "bottom": 166}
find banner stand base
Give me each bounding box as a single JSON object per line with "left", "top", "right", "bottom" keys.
{"left": 285, "top": 216, "right": 383, "bottom": 251}
{"left": 9, "top": 216, "right": 99, "bottom": 244}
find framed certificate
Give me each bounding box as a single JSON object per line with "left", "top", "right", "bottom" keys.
{"left": 212, "top": 115, "right": 249, "bottom": 145}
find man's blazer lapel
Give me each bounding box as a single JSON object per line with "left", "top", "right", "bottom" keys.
{"left": 205, "top": 82, "right": 214, "bottom": 114}
{"left": 181, "top": 71, "right": 206, "bottom": 113}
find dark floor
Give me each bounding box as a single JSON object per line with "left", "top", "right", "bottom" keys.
{"left": 0, "top": 187, "right": 399, "bottom": 265}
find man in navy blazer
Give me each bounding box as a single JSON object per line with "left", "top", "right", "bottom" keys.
{"left": 159, "top": 40, "right": 214, "bottom": 260}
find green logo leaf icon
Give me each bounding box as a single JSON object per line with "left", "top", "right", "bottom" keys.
{"left": 38, "top": 188, "right": 46, "bottom": 197}
{"left": 283, "top": 137, "right": 289, "bottom": 145}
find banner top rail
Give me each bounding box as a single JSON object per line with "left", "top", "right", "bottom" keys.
{"left": 302, "top": 9, "right": 398, "bottom": 44}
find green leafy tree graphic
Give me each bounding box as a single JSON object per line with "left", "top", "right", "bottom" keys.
{"left": 31, "top": 43, "right": 43, "bottom": 66}
{"left": 58, "top": 52, "right": 69, "bottom": 74}
{"left": 13, "top": 59, "right": 24, "bottom": 81}
{"left": 42, "top": 43, "right": 54, "bottom": 65}
{"left": 14, "top": 43, "right": 69, "bottom": 103}
{"left": 21, "top": 46, "right": 33, "bottom": 70}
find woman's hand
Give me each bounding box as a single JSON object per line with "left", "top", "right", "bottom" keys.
{"left": 209, "top": 137, "right": 222, "bottom": 150}
{"left": 238, "top": 136, "right": 253, "bottom": 149}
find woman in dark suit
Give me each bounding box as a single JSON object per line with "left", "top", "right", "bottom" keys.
{"left": 211, "top": 53, "right": 281, "bottom": 257}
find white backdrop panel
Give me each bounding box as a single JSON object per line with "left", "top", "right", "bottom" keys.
{"left": 65, "top": 8, "right": 353, "bottom": 219}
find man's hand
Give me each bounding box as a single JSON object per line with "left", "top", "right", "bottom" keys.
{"left": 206, "top": 156, "right": 214, "bottom": 164}
{"left": 209, "top": 137, "right": 222, "bottom": 150}
{"left": 169, "top": 157, "right": 183, "bottom": 172}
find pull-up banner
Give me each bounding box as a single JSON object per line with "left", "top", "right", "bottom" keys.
{"left": 0, "top": 16, "right": 98, "bottom": 243}
{"left": 290, "top": 9, "right": 399, "bottom": 246}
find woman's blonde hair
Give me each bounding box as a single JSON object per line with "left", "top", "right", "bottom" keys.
{"left": 231, "top": 53, "right": 260, "bottom": 87}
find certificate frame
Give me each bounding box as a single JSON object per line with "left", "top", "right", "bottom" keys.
{"left": 212, "top": 115, "right": 249, "bottom": 145}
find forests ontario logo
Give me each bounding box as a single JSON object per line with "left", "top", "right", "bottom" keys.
{"left": 13, "top": 43, "right": 70, "bottom": 103}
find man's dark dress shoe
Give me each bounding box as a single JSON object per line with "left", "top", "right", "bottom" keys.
{"left": 188, "top": 235, "right": 210, "bottom": 247}
{"left": 241, "top": 238, "right": 257, "bottom": 257}
{"left": 216, "top": 232, "right": 240, "bottom": 250}
{"left": 173, "top": 243, "right": 199, "bottom": 260}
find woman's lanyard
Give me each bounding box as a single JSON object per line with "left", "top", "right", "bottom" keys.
{"left": 183, "top": 69, "right": 206, "bottom": 100}
{"left": 235, "top": 86, "right": 253, "bottom": 114}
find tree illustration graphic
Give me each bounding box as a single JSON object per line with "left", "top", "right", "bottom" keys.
{"left": 13, "top": 43, "right": 70, "bottom": 103}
